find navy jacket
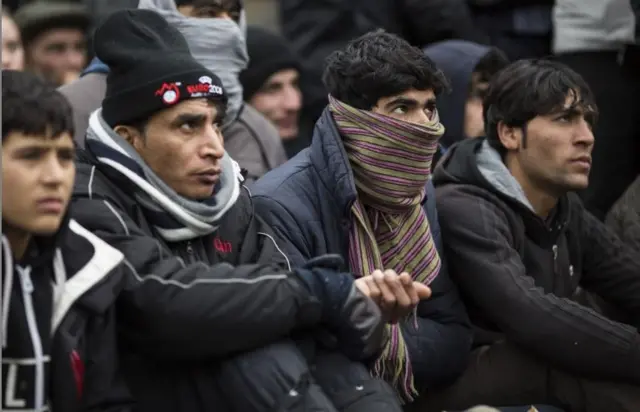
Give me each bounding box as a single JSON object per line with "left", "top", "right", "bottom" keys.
{"left": 252, "top": 108, "right": 472, "bottom": 389}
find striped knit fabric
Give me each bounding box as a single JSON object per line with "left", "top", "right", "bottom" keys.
{"left": 328, "top": 95, "right": 444, "bottom": 402}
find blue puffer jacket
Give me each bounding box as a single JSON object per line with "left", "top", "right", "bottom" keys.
{"left": 252, "top": 108, "right": 472, "bottom": 390}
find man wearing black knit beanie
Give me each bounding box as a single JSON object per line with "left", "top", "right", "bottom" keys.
{"left": 240, "top": 25, "right": 308, "bottom": 158}
{"left": 69, "top": 8, "right": 420, "bottom": 412}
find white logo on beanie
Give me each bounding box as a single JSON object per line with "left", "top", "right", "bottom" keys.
{"left": 162, "top": 90, "right": 179, "bottom": 104}
{"left": 199, "top": 76, "right": 212, "bottom": 84}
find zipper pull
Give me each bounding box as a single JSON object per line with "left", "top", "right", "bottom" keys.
{"left": 552, "top": 244, "right": 559, "bottom": 274}
{"left": 186, "top": 241, "right": 194, "bottom": 255}
{"left": 19, "top": 267, "right": 34, "bottom": 293}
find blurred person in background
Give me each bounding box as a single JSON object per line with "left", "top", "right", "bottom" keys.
{"left": 606, "top": 175, "right": 640, "bottom": 252}
{"left": 553, "top": 0, "right": 640, "bottom": 221}
{"left": 423, "top": 40, "right": 509, "bottom": 168}
{"left": 61, "top": 0, "right": 287, "bottom": 184}
{"left": 426, "top": 59, "right": 640, "bottom": 412}
{"left": 3, "top": 7, "right": 25, "bottom": 70}
{"left": 14, "top": 0, "right": 90, "bottom": 86}
{"left": 240, "top": 25, "right": 308, "bottom": 158}
{"left": 2, "top": 69, "right": 132, "bottom": 412}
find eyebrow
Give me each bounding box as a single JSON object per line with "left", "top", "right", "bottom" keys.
{"left": 384, "top": 97, "right": 436, "bottom": 110}
{"left": 171, "top": 113, "right": 208, "bottom": 126}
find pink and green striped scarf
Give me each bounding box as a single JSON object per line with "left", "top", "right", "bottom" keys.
{"left": 329, "top": 95, "right": 444, "bottom": 402}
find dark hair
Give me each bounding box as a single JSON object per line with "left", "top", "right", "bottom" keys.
{"left": 2, "top": 70, "right": 74, "bottom": 141}
{"left": 473, "top": 47, "right": 509, "bottom": 83}
{"left": 322, "top": 30, "right": 449, "bottom": 110}
{"left": 483, "top": 59, "right": 598, "bottom": 156}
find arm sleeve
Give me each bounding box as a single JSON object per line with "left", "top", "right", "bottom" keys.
{"left": 436, "top": 186, "right": 640, "bottom": 383}
{"left": 580, "top": 207, "right": 640, "bottom": 329}
{"left": 71, "top": 197, "right": 322, "bottom": 360}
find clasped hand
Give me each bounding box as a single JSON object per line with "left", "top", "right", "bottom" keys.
{"left": 354, "top": 270, "right": 431, "bottom": 324}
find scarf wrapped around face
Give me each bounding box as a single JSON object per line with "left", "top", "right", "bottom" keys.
{"left": 329, "top": 95, "right": 444, "bottom": 402}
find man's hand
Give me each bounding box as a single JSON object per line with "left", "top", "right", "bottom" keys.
{"left": 355, "top": 270, "right": 431, "bottom": 324}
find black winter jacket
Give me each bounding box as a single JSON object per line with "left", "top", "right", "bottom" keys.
{"left": 433, "top": 137, "right": 640, "bottom": 383}
{"left": 2, "top": 218, "right": 132, "bottom": 412}
{"left": 70, "top": 149, "right": 387, "bottom": 412}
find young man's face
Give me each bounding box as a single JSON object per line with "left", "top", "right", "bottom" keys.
{"left": 177, "top": 0, "right": 241, "bottom": 22}
{"left": 26, "top": 27, "right": 86, "bottom": 86}
{"left": 249, "top": 68, "right": 302, "bottom": 141}
{"left": 2, "top": 130, "right": 75, "bottom": 235}
{"left": 116, "top": 98, "right": 225, "bottom": 201}
{"left": 503, "top": 92, "right": 595, "bottom": 193}
{"left": 465, "top": 72, "right": 489, "bottom": 139}
{"left": 372, "top": 88, "right": 437, "bottom": 125}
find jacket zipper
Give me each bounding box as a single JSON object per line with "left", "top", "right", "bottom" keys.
{"left": 186, "top": 240, "right": 196, "bottom": 263}
{"left": 552, "top": 244, "right": 559, "bottom": 274}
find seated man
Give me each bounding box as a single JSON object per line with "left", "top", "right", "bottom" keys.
{"left": 2, "top": 70, "right": 131, "bottom": 411}
{"left": 71, "top": 9, "right": 418, "bottom": 412}
{"left": 252, "top": 31, "right": 472, "bottom": 404}
{"left": 425, "top": 59, "right": 640, "bottom": 411}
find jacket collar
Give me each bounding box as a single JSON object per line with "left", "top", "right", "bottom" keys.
{"left": 309, "top": 107, "right": 358, "bottom": 218}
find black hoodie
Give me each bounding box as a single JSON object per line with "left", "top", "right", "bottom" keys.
{"left": 433, "top": 137, "right": 640, "bottom": 384}
{"left": 2, "top": 217, "right": 132, "bottom": 412}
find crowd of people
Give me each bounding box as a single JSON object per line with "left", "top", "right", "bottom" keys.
{"left": 2, "top": 1, "right": 640, "bottom": 412}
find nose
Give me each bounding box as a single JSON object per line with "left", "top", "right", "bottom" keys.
{"left": 200, "top": 124, "right": 225, "bottom": 160}
{"left": 41, "top": 155, "right": 67, "bottom": 186}
{"left": 282, "top": 85, "right": 302, "bottom": 112}
{"left": 575, "top": 118, "right": 595, "bottom": 148}
{"left": 66, "top": 49, "right": 85, "bottom": 72}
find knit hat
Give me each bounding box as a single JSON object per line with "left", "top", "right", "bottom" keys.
{"left": 14, "top": 1, "right": 91, "bottom": 46}
{"left": 240, "top": 25, "right": 301, "bottom": 101}
{"left": 93, "top": 9, "right": 227, "bottom": 127}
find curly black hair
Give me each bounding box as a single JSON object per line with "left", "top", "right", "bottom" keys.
{"left": 322, "top": 30, "right": 449, "bottom": 110}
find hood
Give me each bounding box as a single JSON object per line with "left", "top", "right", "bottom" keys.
{"left": 423, "top": 40, "right": 492, "bottom": 148}
{"left": 82, "top": 56, "right": 110, "bottom": 76}
{"left": 138, "top": 0, "right": 248, "bottom": 126}
{"left": 433, "top": 137, "right": 535, "bottom": 212}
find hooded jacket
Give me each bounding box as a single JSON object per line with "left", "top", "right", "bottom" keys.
{"left": 433, "top": 137, "right": 640, "bottom": 383}
{"left": 423, "top": 40, "right": 492, "bottom": 150}
{"left": 2, "top": 217, "right": 132, "bottom": 412}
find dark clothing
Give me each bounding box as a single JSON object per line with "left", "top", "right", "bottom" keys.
{"left": 431, "top": 137, "right": 640, "bottom": 407}
{"left": 606, "top": 175, "right": 640, "bottom": 252}
{"left": 423, "top": 40, "right": 493, "bottom": 149}
{"left": 70, "top": 149, "right": 387, "bottom": 412}
{"left": 252, "top": 108, "right": 472, "bottom": 390}
{"left": 2, "top": 218, "right": 132, "bottom": 412}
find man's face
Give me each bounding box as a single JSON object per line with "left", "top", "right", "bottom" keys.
{"left": 465, "top": 72, "right": 489, "bottom": 139}
{"left": 26, "top": 27, "right": 86, "bottom": 86}
{"left": 505, "top": 93, "right": 596, "bottom": 194}
{"left": 2, "top": 131, "right": 75, "bottom": 235}
{"left": 2, "top": 14, "right": 24, "bottom": 71}
{"left": 372, "top": 88, "right": 437, "bottom": 125}
{"left": 249, "top": 68, "right": 302, "bottom": 140}
{"left": 118, "top": 98, "right": 226, "bottom": 201}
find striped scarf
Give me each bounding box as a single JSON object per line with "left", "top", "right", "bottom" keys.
{"left": 329, "top": 96, "right": 443, "bottom": 402}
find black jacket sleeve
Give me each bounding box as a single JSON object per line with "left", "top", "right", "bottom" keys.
{"left": 70, "top": 196, "right": 323, "bottom": 360}
{"left": 253, "top": 192, "right": 472, "bottom": 389}
{"left": 580, "top": 207, "right": 640, "bottom": 330}
{"left": 436, "top": 185, "right": 640, "bottom": 383}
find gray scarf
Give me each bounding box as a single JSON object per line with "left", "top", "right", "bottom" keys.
{"left": 85, "top": 110, "right": 241, "bottom": 241}
{"left": 138, "top": 0, "right": 248, "bottom": 126}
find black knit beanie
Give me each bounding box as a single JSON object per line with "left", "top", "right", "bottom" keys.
{"left": 93, "top": 9, "right": 227, "bottom": 128}
{"left": 240, "top": 26, "right": 301, "bottom": 101}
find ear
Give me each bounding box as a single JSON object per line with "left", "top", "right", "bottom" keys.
{"left": 496, "top": 121, "right": 522, "bottom": 151}
{"left": 113, "top": 125, "right": 144, "bottom": 151}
